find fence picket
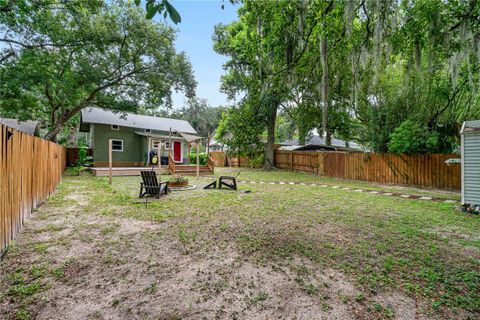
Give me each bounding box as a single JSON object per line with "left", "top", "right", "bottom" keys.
{"left": 272, "top": 150, "right": 460, "bottom": 190}
{"left": 0, "top": 124, "right": 66, "bottom": 256}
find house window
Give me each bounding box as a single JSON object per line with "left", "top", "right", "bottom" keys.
{"left": 145, "top": 129, "right": 151, "bottom": 133}
{"left": 111, "top": 139, "right": 123, "bottom": 152}
{"left": 152, "top": 140, "right": 160, "bottom": 149}
{"left": 164, "top": 141, "right": 171, "bottom": 150}
{"left": 111, "top": 125, "right": 119, "bottom": 131}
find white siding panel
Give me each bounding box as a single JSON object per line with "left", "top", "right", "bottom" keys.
{"left": 463, "top": 133, "right": 480, "bottom": 204}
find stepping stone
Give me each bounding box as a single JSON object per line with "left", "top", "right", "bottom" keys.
{"left": 444, "top": 200, "right": 456, "bottom": 203}
{"left": 300, "top": 183, "right": 306, "bottom": 185}
{"left": 332, "top": 186, "right": 340, "bottom": 189}
{"left": 310, "top": 183, "right": 317, "bottom": 186}
{"left": 269, "top": 182, "right": 275, "bottom": 185}
{"left": 419, "top": 196, "right": 432, "bottom": 200}
{"left": 400, "top": 194, "right": 411, "bottom": 198}
{"left": 369, "top": 191, "right": 379, "bottom": 194}
{"left": 259, "top": 181, "right": 265, "bottom": 184}
{"left": 321, "top": 185, "right": 328, "bottom": 187}
{"left": 279, "top": 182, "right": 286, "bottom": 184}
{"left": 240, "top": 181, "right": 247, "bottom": 183}
{"left": 289, "top": 182, "right": 295, "bottom": 185}
{"left": 250, "top": 181, "right": 256, "bottom": 184}
{"left": 355, "top": 189, "right": 363, "bottom": 192}
{"left": 342, "top": 187, "right": 351, "bottom": 190}
{"left": 381, "top": 193, "right": 393, "bottom": 196}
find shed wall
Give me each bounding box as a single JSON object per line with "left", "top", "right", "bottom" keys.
{"left": 463, "top": 132, "right": 480, "bottom": 205}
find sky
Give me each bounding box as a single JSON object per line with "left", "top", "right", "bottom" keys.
{"left": 162, "top": 0, "right": 240, "bottom": 109}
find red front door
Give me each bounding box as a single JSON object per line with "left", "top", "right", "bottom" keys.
{"left": 173, "top": 141, "right": 181, "bottom": 162}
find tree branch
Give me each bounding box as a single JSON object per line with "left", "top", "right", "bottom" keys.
{"left": 0, "top": 50, "right": 15, "bottom": 64}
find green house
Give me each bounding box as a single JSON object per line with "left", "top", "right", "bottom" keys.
{"left": 80, "top": 107, "right": 197, "bottom": 167}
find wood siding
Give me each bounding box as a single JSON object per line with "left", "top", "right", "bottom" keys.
{"left": 462, "top": 132, "right": 480, "bottom": 204}
{"left": 1, "top": 124, "right": 66, "bottom": 256}
{"left": 274, "top": 150, "right": 460, "bottom": 190}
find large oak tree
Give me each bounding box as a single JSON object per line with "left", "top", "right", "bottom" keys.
{"left": 0, "top": 0, "right": 196, "bottom": 141}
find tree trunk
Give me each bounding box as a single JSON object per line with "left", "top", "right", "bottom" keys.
{"left": 263, "top": 103, "right": 277, "bottom": 171}
{"left": 320, "top": 34, "right": 330, "bottom": 146}
{"left": 67, "top": 123, "right": 79, "bottom": 147}
{"left": 206, "top": 131, "right": 211, "bottom": 156}
{"left": 44, "top": 123, "right": 64, "bottom": 142}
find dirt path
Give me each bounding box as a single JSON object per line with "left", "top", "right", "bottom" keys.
{"left": 0, "top": 179, "right": 449, "bottom": 319}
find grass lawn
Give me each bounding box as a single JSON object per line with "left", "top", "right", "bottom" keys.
{"left": 0, "top": 168, "right": 477, "bottom": 319}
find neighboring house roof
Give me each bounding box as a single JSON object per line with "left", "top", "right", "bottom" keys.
{"left": 0, "top": 118, "right": 39, "bottom": 136}
{"left": 279, "top": 134, "right": 363, "bottom": 151}
{"left": 461, "top": 120, "right": 480, "bottom": 134}
{"left": 81, "top": 107, "right": 197, "bottom": 134}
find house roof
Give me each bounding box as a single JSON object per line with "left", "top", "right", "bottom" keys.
{"left": 81, "top": 107, "right": 197, "bottom": 134}
{"left": 461, "top": 120, "right": 480, "bottom": 134}
{"left": 280, "top": 134, "right": 362, "bottom": 150}
{"left": 0, "top": 118, "right": 39, "bottom": 136}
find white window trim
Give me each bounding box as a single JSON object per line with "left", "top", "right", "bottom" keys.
{"left": 111, "top": 125, "right": 119, "bottom": 131}
{"left": 111, "top": 139, "right": 123, "bottom": 152}
{"left": 164, "top": 141, "right": 171, "bottom": 150}
{"left": 151, "top": 139, "right": 161, "bottom": 149}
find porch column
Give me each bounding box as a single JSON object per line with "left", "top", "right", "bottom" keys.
{"left": 196, "top": 142, "right": 200, "bottom": 180}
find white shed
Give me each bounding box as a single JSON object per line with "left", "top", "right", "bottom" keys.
{"left": 461, "top": 120, "right": 480, "bottom": 205}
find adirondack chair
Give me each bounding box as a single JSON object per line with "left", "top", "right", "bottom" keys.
{"left": 139, "top": 171, "right": 169, "bottom": 198}
{"left": 203, "top": 179, "right": 217, "bottom": 190}
{"left": 219, "top": 171, "right": 241, "bottom": 190}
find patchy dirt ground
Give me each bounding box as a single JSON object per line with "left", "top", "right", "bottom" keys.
{"left": 0, "top": 173, "right": 478, "bottom": 320}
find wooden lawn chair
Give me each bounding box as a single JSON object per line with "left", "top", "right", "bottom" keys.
{"left": 219, "top": 171, "right": 241, "bottom": 190}
{"left": 139, "top": 171, "right": 169, "bottom": 198}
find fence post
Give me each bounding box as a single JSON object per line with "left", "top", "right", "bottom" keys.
{"left": 317, "top": 152, "right": 324, "bottom": 176}
{"left": 289, "top": 152, "right": 293, "bottom": 171}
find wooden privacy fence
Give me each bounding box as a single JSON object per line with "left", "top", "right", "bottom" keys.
{"left": 209, "top": 151, "right": 227, "bottom": 167}
{"left": 226, "top": 156, "right": 250, "bottom": 167}
{"left": 1, "top": 124, "right": 66, "bottom": 256}
{"left": 66, "top": 147, "right": 93, "bottom": 166}
{"left": 274, "top": 150, "right": 461, "bottom": 190}
{"left": 209, "top": 151, "right": 251, "bottom": 167}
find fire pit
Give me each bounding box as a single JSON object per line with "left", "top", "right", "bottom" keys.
{"left": 168, "top": 184, "right": 197, "bottom": 191}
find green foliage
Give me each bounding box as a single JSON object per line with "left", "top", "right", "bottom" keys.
{"left": 388, "top": 120, "right": 441, "bottom": 154}
{"left": 136, "top": 0, "right": 181, "bottom": 23}
{"left": 189, "top": 152, "right": 207, "bottom": 165}
{"left": 215, "top": 107, "right": 265, "bottom": 158}
{"left": 64, "top": 166, "right": 83, "bottom": 176}
{"left": 215, "top": 0, "right": 480, "bottom": 156}
{"left": 76, "top": 147, "right": 89, "bottom": 167}
{"left": 245, "top": 153, "right": 265, "bottom": 168}
{"left": 170, "top": 98, "right": 225, "bottom": 137}
{"left": 7, "top": 281, "right": 42, "bottom": 297}
{"left": 0, "top": 0, "right": 196, "bottom": 141}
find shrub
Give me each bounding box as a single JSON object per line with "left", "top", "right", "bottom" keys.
{"left": 246, "top": 153, "right": 265, "bottom": 168}
{"left": 189, "top": 152, "right": 207, "bottom": 165}
{"left": 388, "top": 120, "right": 440, "bottom": 154}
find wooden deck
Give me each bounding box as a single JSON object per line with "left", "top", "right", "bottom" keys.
{"left": 90, "top": 165, "right": 213, "bottom": 177}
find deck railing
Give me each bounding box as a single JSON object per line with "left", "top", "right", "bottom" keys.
{"left": 168, "top": 153, "right": 176, "bottom": 174}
